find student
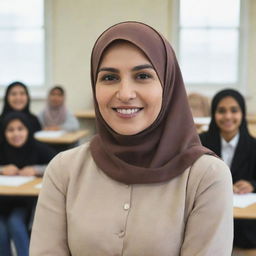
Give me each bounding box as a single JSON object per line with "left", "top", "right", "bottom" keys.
{"left": 0, "top": 112, "right": 56, "bottom": 256}
{"left": 30, "top": 22, "right": 233, "bottom": 255}
{"left": 200, "top": 89, "right": 256, "bottom": 250}
{"left": 38, "top": 86, "right": 79, "bottom": 132}
{"left": 0, "top": 81, "right": 41, "bottom": 133}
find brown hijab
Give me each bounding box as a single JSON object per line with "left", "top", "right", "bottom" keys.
{"left": 90, "top": 21, "right": 213, "bottom": 184}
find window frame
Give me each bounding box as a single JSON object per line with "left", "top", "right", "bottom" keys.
{"left": 0, "top": 0, "right": 52, "bottom": 99}
{"left": 172, "top": 0, "right": 248, "bottom": 96}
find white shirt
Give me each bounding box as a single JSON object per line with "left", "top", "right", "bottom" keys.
{"left": 221, "top": 133, "right": 240, "bottom": 168}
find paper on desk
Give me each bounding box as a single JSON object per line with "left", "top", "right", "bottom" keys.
{"left": 193, "top": 117, "right": 211, "bottom": 125}
{"left": 34, "top": 183, "right": 42, "bottom": 189}
{"left": 0, "top": 176, "right": 35, "bottom": 187}
{"left": 34, "top": 130, "right": 66, "bottom": 138}
{"left": 233, "top": 193, "right": 256, "bottom": 208}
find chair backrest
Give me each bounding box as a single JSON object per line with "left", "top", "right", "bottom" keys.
{"left": 188, "top": 93, "right": 210, "bottom": 117}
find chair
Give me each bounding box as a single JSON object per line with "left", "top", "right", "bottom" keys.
{"left": 187, "top": 92, "right": 210, "bottom": 117}
{"left": 188, "top": 93, "right": 210, "bottom": 133}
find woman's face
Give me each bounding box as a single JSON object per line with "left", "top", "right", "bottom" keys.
{"left": 96, "top": 42, "right": 163, "bottom": 135}
{"left": 215, "top": 96, "right": 243, "bottom": 136}
{"left": 48, "top": 89, "right": 64, "bottom": 108}
{"left": 5, "top": 119, "right": 29, "bottom": 147}
{"left": 8, "top": 85, "right": 28, "bottom": 111}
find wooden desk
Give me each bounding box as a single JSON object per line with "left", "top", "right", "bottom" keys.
{"left": 75, "top": 110, "right": 95, "bottom": 119}
{"left": 248, "top": 124, "right": 256, "bottom": 138}
{"left": 247, "top": 115, "right": 256, "bottom": 124}
{"left": 234, "top": 204, "right": 256, "bottom": 219}
{"left": 0, "top": 177, "right": 42, "bottom": 196}
{"left": 35, "top": 129, "right": 89, "bottom": 144}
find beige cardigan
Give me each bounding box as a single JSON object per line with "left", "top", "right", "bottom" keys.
{"left": 30, "top": 143, "right": 233, "bottom": 256}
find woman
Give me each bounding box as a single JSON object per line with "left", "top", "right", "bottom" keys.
{"left": 0, "top": 81, "right": 41, "bottom": 133}
{"left": 38, "top": 86, "right": 79, "bottom": 132}
{"left": 30, "top": 22, "right": 233, "bottom": 255}
{"left": 0, "top": 112, "right": 56, "bottom": 256}
{"left": 200, "top": 89, "right": 256, "bottom": 250}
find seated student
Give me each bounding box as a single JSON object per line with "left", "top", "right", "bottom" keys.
{"left": 199, "top": 89, "right": 256, "bottom": 250}
{"left": 38, "top": 86, "right": 79, "bottom": 132}
{"left": 0, "top": 112, "right": 56, "bottom": 256}
{"left": 0, "top": 81, "right": 41, "bottom": 133}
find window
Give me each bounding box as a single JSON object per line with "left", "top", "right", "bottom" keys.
{"left": 0, "top": 0, "right": 45, "bottom": 88}
{"left": 177, "top": 0, "right": 245, "bottom": 91}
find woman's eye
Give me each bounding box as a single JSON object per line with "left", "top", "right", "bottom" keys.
{"left": 231, "top": 107, "right": 239, "bottom": 113}
{"left": 217, "top": 108, "right": 226, "bottom": 114}
{"left": 136, "top": 73, "right": 152, "bottom": 80}
{"left": 101, "top": 74, "right": 118, "bottom": 81}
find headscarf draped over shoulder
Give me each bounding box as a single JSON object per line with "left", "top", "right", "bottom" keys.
{"left": 90, "top": 21, "right": 214, "bottom": 184}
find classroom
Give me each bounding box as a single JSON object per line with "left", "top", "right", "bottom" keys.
{"left": 0, "top": 0, "right": 256, "bottom": 255}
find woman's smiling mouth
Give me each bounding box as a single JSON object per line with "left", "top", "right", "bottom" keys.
{"left": 112, "top": 107, "right": 143, "bottom": 118}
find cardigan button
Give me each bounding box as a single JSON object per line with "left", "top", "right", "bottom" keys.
{"left": 123, "top": 203, "right": 130, "bottom": 210}
{"left": 118, "top": 230, "right": 125, "bottom": 238}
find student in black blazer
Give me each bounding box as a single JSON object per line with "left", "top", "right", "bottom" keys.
{"left": 200, "top": 89, "right": 256, "bottom": 249}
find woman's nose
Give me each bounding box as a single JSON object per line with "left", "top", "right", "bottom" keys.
{"left": 116, "top": 80, "right": 136, "bottom": 102}
{"left": 224, "top": 111, "right": 232, "bottom": 119}
{"left": 13, "top": 131, "right": 19, "bottom": 137}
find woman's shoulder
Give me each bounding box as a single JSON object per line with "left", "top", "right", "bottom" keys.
{"left": 236, "top": 132, "right": 256, "bottom": 154}
{"left": 42, "top": 142, "right": 93, "bottom": 193}
{"left": 245, "top": 133, "right": 256, "bottom": 145}
{"left": 189, "top": 154, "right": 232, "bottom": 188}
{"left": 46, "top": 142, "right": 92, "bottom": 174}
{"left": 183, "top": 154, "right": 232, "bottom": 214}
{"left": 192, "top": 154, "right": 229, "bottom": 173}
{"left": 58, "top": 141, "right": 91, "bottom": 158}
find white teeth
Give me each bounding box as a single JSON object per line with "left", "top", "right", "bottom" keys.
{"left": 116, "top": 108, "right": 140, "bottom": 114}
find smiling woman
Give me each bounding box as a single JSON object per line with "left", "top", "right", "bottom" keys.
{"left": 214, "top": 96, "right": 243, "bottom": 141}
{"left": 30, "top": 22, "right": 233, "bottom": 256}
{"left": 96, "top": 41, "right": 162, "bottom": 135}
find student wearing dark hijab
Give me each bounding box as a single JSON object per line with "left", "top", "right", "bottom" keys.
{"left": 200, "top": 89, "right": 256, "bottom": 251}
{"left": 30, "top": 22, "right": 233, "bottom": 255}
{"left": 0, "top": 81, "right": 41, "bottom": 133}
{"left": 0, "top": 112, "right": 56, "bottom": 256}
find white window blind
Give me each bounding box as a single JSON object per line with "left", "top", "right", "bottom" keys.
{"left": 178, "top": 0, "right": 241, "bottom": 87}
{"left": 0, "top": 0, "right": 45, "bottom": 87}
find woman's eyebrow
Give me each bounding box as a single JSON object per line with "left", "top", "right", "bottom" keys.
{"left": 98, "top": 67, "right": 119, "bottom": 73}
{"left": 98, "top": 64, "right": 154, "bottom": 74}
{"left": 132, "top": 64, "right": 154, "bottom": 71}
